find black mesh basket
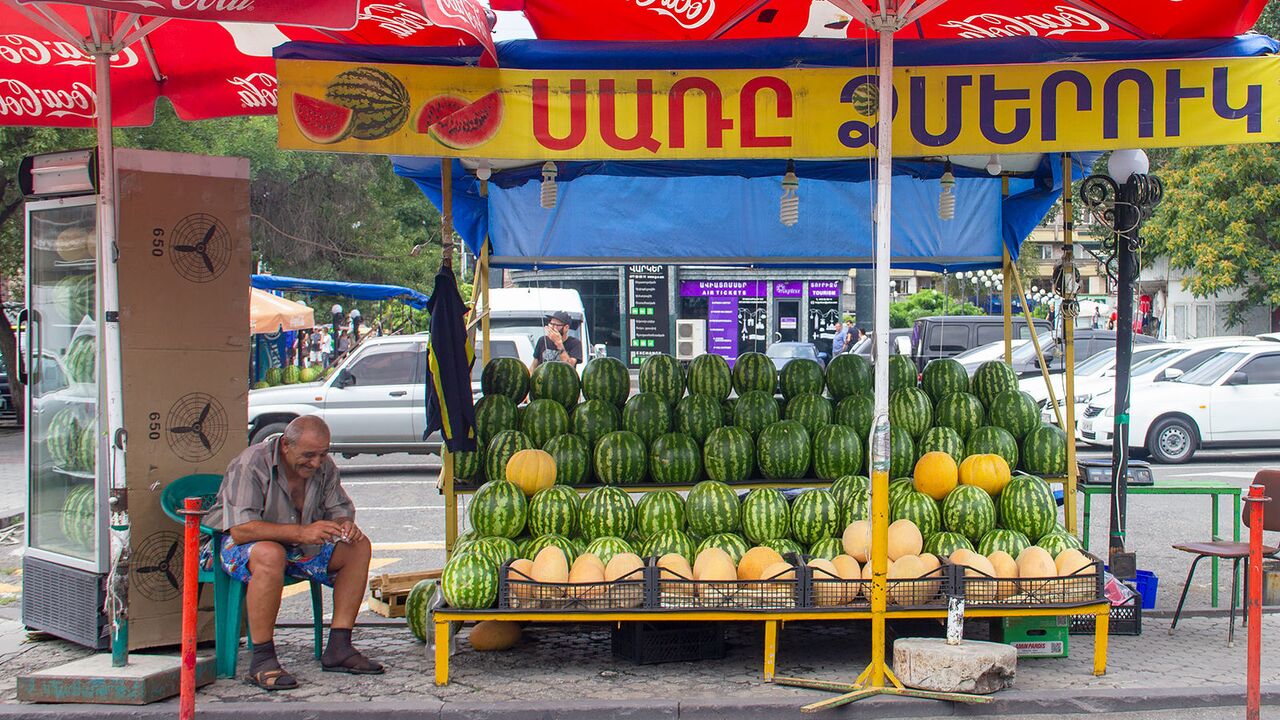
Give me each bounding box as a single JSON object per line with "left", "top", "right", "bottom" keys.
{"left": 1069, "top": 594, "right": 1142, "bottom": 635}
{"left": 651, "top": 555, "right": 804, "bottom": 610}
{"left": 805, "top": 557, "right": 952, "bottom": 610}
{"left": 955, "top": 552, "right": 1104, "bottom": 608}
{"left": 611, "top": 622, "right": 727, "bottom": 664}
{"left": 498, "top": 559, "right": 650, "bottom": 611}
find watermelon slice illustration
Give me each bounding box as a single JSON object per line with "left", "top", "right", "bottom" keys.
{"left": 415, "top": 94, "right": 469, "bottom": 134}
{"left": 427, "top": 91, "right": 503, "bottom": 150}
{"left": 293, "top": 92, "right": 354, "bottom": 144}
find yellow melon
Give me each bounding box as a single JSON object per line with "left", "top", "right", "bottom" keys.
{"left": 605, "top": 552, "right": 645, "bottom": 582}
{"left": 570, "top": 552, "right": 605, "bottom": 577}
{"left": 842, "top": 520, "right": 871, "bottom": 563}
{"left": 958, "top": 453, "right": 1012, "bottom": 496}
{"left": 693, "top": 548, "right": 736, "bottom": 582}
{"left": 957, "top": 551, "right": 999, "bottom": 602}
{"left": 913, "top": 451, "right": 959, "bottom": 500}
{"left": 919, "top": 553, "right": 941, "bottom": 574}
{"left": 1017, "top": 546, "right": 1057, "bottom": 579}
{"left": 988, "top": 550, "right": 1019, "bottom": 600}
{"left": 761, "top": 560, "right": 796, "bottom": 581}
{"left": 508, "top": 557, "right": 536, "bottom": 600}
{"left": 888, "top": 555, "right": 928, "bottom": 605}
{"left": 887, "top": 519, "right": 923, "bottom": 561}
{"left": 1055, "top": 549, "right": 1092, "bottom": 577}
{"left": 806, "top": 558, "right": 845, "bottom": 606}
{"left": 831, "top": 554, "right": 861, "bottom": 580}
{"left": 468, "top": 621, "right": 522, "bottom": 651}
{"left": 568, "top": 558, "right": 605, "bottom": 585}
{"left": 506, "top": 448, "right": 557, "bottom": 496}
{"left": 531, "top": 546, "right": 569, "bottom": 584}
{"left": 657, "top": 553, "right": 693, "bottom": 581}
{"left": 737, "top": 546, "right": 785, "bottom": 581}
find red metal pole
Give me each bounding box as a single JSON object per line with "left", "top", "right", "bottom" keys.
{"left": 180, "top": 496, "right": 201, "bottom": 720}
{"left": 1246, "top": 483, "right": 1268, "bottom": 720}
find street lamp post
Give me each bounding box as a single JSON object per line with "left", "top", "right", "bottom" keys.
{"left": 1080, "top": 149, "right": 1163, "bottom": 578}
{"left": 331, "top": 304, "right": 343, "bottom": 343}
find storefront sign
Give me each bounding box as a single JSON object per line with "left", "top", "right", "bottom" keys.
{"left": 707, "top": 296, "right": 739, "bottom": 358}
{"left": 625, "top": 264, "right": 670, "bottom": 366}
{"left": 809, "top": 280, "right": 841, "bottom": 298}
{"left": 680, "top": 280, "right": 765, "bottom": 297}
{"left": 278, "top": 56, "right": 1280, "bottom": 158}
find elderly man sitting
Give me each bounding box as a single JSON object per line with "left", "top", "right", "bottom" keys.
{"left": 206, "top": 416, "right": 382, "bottom": 690}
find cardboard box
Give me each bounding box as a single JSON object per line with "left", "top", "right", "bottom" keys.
{"left": 995, "top": 616, "right": 1069, "bottom": 659}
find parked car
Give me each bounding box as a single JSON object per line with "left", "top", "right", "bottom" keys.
{"left": 767, "top": 341, "right": 827, "bottom": 371}
{"left": 911, "top": 315, "right": 1051, "bottom": 371}
{"left": 951, "top": 339, "right": 1029, "bottom": 375}
{"left": 1079, "top": 342, "right": 1280, "bottom": 463}
{"left": 1259, "top": 332, "right": 1279, "bottom": 342}
{"left": 1001, "top": 329, "right": 1160, "bottom": 378}
{"left": 849, "top": 329, "right": 913, "bottom": 359}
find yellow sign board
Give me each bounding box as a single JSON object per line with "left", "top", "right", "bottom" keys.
{"left": 278, "top": 56, "right": 1280, "bottom": 159}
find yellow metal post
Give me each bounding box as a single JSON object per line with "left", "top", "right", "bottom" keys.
{"left": 763, "top": 621, "right": 778, "bottom": 681}
{"left": 1061, "top": 153, "right": 1079, "bottom": 535}
{"left": 443, "top": 449, "right": 456, "bottom": 557}
{"left": 870, "top": 457, "right": 889, "bottom": 688}
{"left": 1002, "top": 176, "right": 1013, "bottom": 362}
{"left": 434, "top": 619, "right": 450, "bottom": 685}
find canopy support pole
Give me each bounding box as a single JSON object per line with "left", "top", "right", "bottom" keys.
{"left": 1061, "top": 153, "right": 1078, "bottom": 534}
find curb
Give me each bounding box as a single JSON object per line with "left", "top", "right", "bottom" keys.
{"left": 0, "top": 510, "right": 21, "bottom": 531}
{"left": 0, "top": 685, "right": 1274, "bottom": 719}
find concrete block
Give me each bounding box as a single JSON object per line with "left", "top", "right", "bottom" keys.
{"left": 893, "top": 638, "right": 1016, "bottom": 695}
{"left": 16, "top": 653, "right": 214, "bottom": 705}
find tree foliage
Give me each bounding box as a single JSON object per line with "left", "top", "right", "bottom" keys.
{"left": 890, "top": 289, "right": 984, "bottom": 329}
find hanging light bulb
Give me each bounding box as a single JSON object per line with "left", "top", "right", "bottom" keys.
{"left": 476, "top": 160, "right": 492, "bottom": 182}
{"left": 780, "top": 160, "right": 799, "bottom": 227}
{"left": 938, "top": 160, "right": 956, "bottom": 221}
{"left": 540, "top": 161, "right": 558, "bottom": 209}
{"left": 985, "top": 154, "right": 1002, "bottom": 176}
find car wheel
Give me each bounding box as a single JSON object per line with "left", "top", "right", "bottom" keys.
{"left": 1147, "top": 417, "right": 1198, "bottom": 464}
{"left": 250, "top": 421, "right": 289, "bottom": 446}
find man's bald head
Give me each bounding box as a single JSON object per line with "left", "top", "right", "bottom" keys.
{"left": 279, "top": 416, "right": 331, "bottom": 481}
{"left": 283, "top": 415, "right": 330, "bottom": 444}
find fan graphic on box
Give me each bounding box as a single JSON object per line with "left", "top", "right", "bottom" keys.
{"left": 166, "top": 393, "right": 228, "bottom": 463}
{"left": 132, "top": 530, "right": 183, "bottom": 602}
{"left": 170, "top": 213, "right": 231, "bottom": 283}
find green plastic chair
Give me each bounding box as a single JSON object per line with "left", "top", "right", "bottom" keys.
{"left": 160, "top": 474, "right": 324, "bottom": 679}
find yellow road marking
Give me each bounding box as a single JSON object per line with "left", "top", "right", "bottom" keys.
{"left": 0, "top": 583, "right": 20, "bottom": 593}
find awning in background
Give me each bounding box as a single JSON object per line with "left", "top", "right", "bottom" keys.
{"left": 251, "top": 274, "right": 431, "bottom": 310}
{"left": 250, "top": 287, "right": 316, "bottom": 334}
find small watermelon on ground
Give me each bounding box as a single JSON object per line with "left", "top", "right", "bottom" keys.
{"left": 918, "top": 426, "right": 966, "bottom": 465}
{"left": 989, "top": 389, "right": 1041, "bottom": 440}
{"left": 758, "top": 420, "right": 812, "bottom": 480}
{"left": 520, "top": 398, "right": 570, "bottom": 447}
{"left": 732, "top": 390, "right": 780, "bottom": 439}
{"left": 921, "top": 358, "right": 970, "bottom": 405}
{"left": 686, "top": 480, "right": 742, "bottom": 537}
{"left": 578, "top": 486, "right": 637, "bottom": 541}
{"left": 889, "top": 387, "right": 933, "bottom": 440}
{"left": 649, "top": 432, "right": 703, "bottom": 484}
{"left": 695, "top": 533, "right": 750, "bottom": 564}
{"left": 641, "top": 529, "right": 696, "bottom": 563}
{"left": 791, "top": 488, "right": 841, "bottom": 545}
{"left": 1036, "top": 530, "right": 1084, "bottom": 557}
{"left": 529, "top": 360, "right": 581, "bottom": 411}
{"left": 639, "top": 354, "right": 685, "bottom": 405}
{"left": 888, "top": 425, "right": 917, "bottom": 480}
{"left": 469, "top": 480, "right": 528, "bottom": 539}
{"left": 636, "top": 490, "right": 686, "bottom": 539}
{"left": 888, "top": 355, "right": 917, "bottom": 393}
{"left": 971, "top": 360, "right": 1019, "bottom": 409}
{"left": 686, "top": 353, "right": 732, "bottom": 401}
{"left": 923, "top": 531, "right": 974, "bottom": 557}
{"left": 811, "top": 425, "right": 864, "bottom": 480}
{"left": 785, "top": 393, "right": 833, "bottom": 438}
{"left": 406, "top": 579, "right": 436, "bottom": 642}
{"left": 997, "top": 475, "right": 1058, "bottom": 542}
{"left": 451, "top": 447, "right": 485, "bottom": 485}
{"left": 571, "top": 399, "right": 620, "bottom": 448}
{"left": 623, "top": 392, "right": 672, "bottom": 443}
{"left": 442, "top": 552, "right": 498, "bottom": 609}
{"left": 891, "top": 490, "right": 942, "bottom": 538}
{"left": 485, "top": 430, "right": 535, "bottom": 483}
{"left": 740, "top": 488, "right": 791, "bottom": 545}
{"left": 481, "top": 357, "right": 529, "bottom": 403}
{"left": 967, "top": 425, "right": 1019, "bottom": 471}
{"left": 581, "top": 356, "right": 630, "bottom": 407}
{"left": 934, "top": 392, "right": 986, "bottom": 440}
{"left": 527, "top": 485, "right": 579, "bottom": 538}
{"left": 835, "top": 394, "right": 874, "bottom": 439}
{"left": 543, "top": 433, "right": 589, "bottom": 485}
{"left": 702, "top": 426, "right": 755, "bottom": 482}
{"left": 593, "top": 430, "right": 648, "bottom": 485}
{"left": 808, "top": 537, "right": 844, "bottom": 561}
{"left": 826, "top": 354, "right": 872, "bottom": 400}
{"left": 1022, "top": 423, "right": 1068, "bottom": 475}
{"left": 732, "top": 352, "right": 777, "bottom": 395}
{"left": 941, "top": 485, "right": 997, "bottom": 544}
{"left": 676, "top": 394, "right": 724, "bottom": 444}
{"left": 780, "top": 358, "right": 825, "bottom": 399}
{"left": 977, "top": 528, "right": 1032, "bottom": 557}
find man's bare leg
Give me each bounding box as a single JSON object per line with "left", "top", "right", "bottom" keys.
{"left": 321, "top": 536, "right": 383, "bottom": 673}
{"left": 244, "top": 541, "right": 297, "bottom": 689}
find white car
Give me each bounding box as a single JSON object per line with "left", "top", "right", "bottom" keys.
{"left": 1021, "top": 343, "right": 1174, "bottom": 415}
{"left": 1078, "top": 343, "right": 1280, "bottom": 463}
{"left": 953, "top": 339, "right": 1029, "bottom": 375}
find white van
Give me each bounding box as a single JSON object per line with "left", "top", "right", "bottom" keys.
{"left": 485, "top": 287, "right": 598, "bottom": 371}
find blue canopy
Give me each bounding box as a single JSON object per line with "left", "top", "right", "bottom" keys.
{"left": 251, "top": 274, "right": 430, "bottom": 310}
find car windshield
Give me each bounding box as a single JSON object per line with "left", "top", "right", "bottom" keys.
{"left": 1073, "top": 350, "right": 1116, "bottom": 376}
{"left": 768, "top": 344, "right": 815, "bottom": 359}
{"left": 1176, "top": 351, "right": 1245, "bottom": 386}
{"left": 1009, "top": 332, "right": 1055, "bottom": 364}
{"left": 1128, "top": 348, "right": 1185, "bottom": 376}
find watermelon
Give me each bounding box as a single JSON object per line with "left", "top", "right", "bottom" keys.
{"left": 48, "top": 409, "right": 82, "bottom": 470}
{"left": 762, "top": 538, "right": 805, "bottom": 556}
{"left": 888, "top": 425, "right": 917, "bottom": 480}
{"left": 521, "top": 534, "right": 578, "bottom": 564}
{"left": 888, "top": 355, "right": 917, "bottom": 393}
{"left": 649, "top": 432, "right": 703, "bottom": 485}
{"left": 636, "top": 490, "right": 686, "bottom": 539}
{"left": 921, "top": 358, "right": 970, "bottom": 405}
{"left": 733, "top": 352, "right": 778, "bottom": 395}
{"left": 475, "top": 394, "right": 520, "bottom": 446}
{"left": 441, "top": 552, "right": 498, "bottom": 609}
{"left": 918, "top": 426, "right": 966, "bottom": 465}
{"left": 977, "top": 528, "right": 1031, "bottom": 557}
{"left": 686, "top": 480, "right": 742, "bottom": 537}
{"left": 785, "top": 393, "right": 833, "bottom": 438}
{"left": 967, "top": 425, "right": 1019, "bottom": 470}
{"left": 892, "top": 490, "right": 942, "bottom": 538}
{"left": 324, "top": 67, "right": 410, "bottom": 140}
{"left": 971, "top": 360, "right": 1019, "bottom": 409}
{"left": 740, "top": 488, "right": 791, "bottom": 544}
{"left": 1022, "top": 423, "right": 1068, "bottom": 476}
{"left": 941, "top": 485, "right": 997, "bottom": 543}
{"left": 830, "top": 474, "right": 870, "bottom": 508}
{"left": 581, "top": 356, "right": 630, "bottom": 407}
{"left": 594, "top": 430, "right": 648, "bottom": 485}
{"left": 923, "top": 531, "right": 974, "bottom": 557}
{"left": 732, "top": 390, "right": 780, "bottom": 439}
{"left": 415, "top": 94, "right": 467, "bottom": 134}
{"left": 888, "top": 477, "right": 917, "bottom": 509}
{"left": 889, "top": 387, "right": 933, "bottom": 440}
{"left": 469, "top": 480, "right": 528, "bottom": 539}
{"left": 571, "top": 399, "right": 620, "bottom": 448}
{"left": 934, "top": 392, "right": 986, "bottom": 440}
{"left": 623, "top": 392, "right": 671, "bottom": 443}
{"left": 835, "top": 394, "right": 874, "bottom": 440}
{"left": 990, "top": 389, "right": 1041, "bottom": 440}
{"left": 779, "top": 358, "right": 825, "bottom": 399}
{"left": 791, "top": 488, "right": 841, "bottom": 545}
{"left": 998, "top": 475, "right": 1058, "bottom": 543}
{"left": 825, "top": 354, "right": 872, "bottom": 401}
{"left": 720, "top": 399, "right": 737, "bottom": 426}
{"left": 838, "top": 488, "right": 870, "bottom": 527}
{"left": 529, "top": 360, "right": 581, "bottom": 411}
{"left": 808, "top": 537, "right": 844, "bottom": 561}
{"left": 1037, "top": 530, "right": 1084, "bottom": 557}
{"left": 811, "top": 425, "right": 864, "bottom": 480}
{"left": 639, "top": 354, "right": 685, "bottom": 405}
{"left": 702, "top": 426, "right": 755, "bottom": 483}
{"left": 451, "top": 447, "right": 485, "bottom": 485}
{"left": 405, "top": 579, "right": 436, "bottom": 642}
{"left": 578, "top": 486, "right": 637, "bottom": 541}
{"left": 527, "top": 486, "right": 579, "bottom": 538}
{"left": 641, "top": 529, "right": 696, "bottom": 563}
{"left": 675, "top": 394, "right": 723, "bottom": 444}
{"left": 543, "top": 433, "right": 589, "bottom": 485}
{"left": 695, "top": 533, "right": 750, "bottom": 565}
{"left": 584, "top": 536, "right": 635, "bottom": 567}
{"left": 687, "top": 354, "right": 732, "bottom": 401}
{"left": 428, "top": 91, "right": 503, "bottom": 150}
{"left": 485, "top": 430, "right": 535, "bottom": 483}
{"left": 757, "top": 420, "right": 811, "bottom": 480}
{"left": 481, "top": 357, "right": 529, "bottom": 403}
{"left": 293, "top": 92, "right": 354, "bottom": 144}
{"left": 520, "top": 398, "right": 570, "bottom": 448}
{"left": 472, "top": 536, "right": 520, "bottom": 568}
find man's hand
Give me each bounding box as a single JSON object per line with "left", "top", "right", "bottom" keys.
{"left": 298, "top": 520, "right": 344, "bottom": 546}
{"left": 336, "top": 519, "right": 366, "bottom": 545}
{"left": 545, "top": 325, "right": 565, "bottom": 350}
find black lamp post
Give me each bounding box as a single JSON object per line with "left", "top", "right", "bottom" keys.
{"left": 1079, "top": 149, "right": 1163, "bottom": 577}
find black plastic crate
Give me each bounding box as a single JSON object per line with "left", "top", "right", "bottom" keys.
{"left": 498, "top": 559, "right": 650, "bottom": 611}
{"left": 611, "top": 622, "right": 726, "bottom": 665}
{"left": 953, "top": 552, "right": 1105, "bottom": 609}
{"left": 650, "top": 554, "right": 804, "bottom": 610}
{"left": 804, "top": 555, "right": 953, "bottom": 610}
{"left": 1069, "top": 594, "right": 1142, "bottom": 636}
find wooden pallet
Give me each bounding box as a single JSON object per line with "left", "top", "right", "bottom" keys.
{"left": 367, "top": 569, "right": 441, "bottom": 618}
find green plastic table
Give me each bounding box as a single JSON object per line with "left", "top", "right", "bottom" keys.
{"left": 1078, "top": 477, "right": 1241, "bottom": 608}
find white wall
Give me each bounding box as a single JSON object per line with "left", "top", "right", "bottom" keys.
{"left": 1141, "top": 256, "right": 1272, "bottom": 339}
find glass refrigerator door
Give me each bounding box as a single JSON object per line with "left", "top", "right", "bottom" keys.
{"left": 25, "top": 195, "right": 100, "bottom": 571}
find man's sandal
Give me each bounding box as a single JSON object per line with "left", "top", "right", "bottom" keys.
{"left": 245, "top": 667, "right": 299, "bottom": 691}
{"left": 321, "top": 652, "right": 385, "bottom": 675}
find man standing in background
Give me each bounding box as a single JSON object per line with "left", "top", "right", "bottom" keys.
{"left": 831, "top": 319, "right": 849, "bottom": 358}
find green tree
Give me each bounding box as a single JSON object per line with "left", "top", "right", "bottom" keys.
{"left": 889, "top": 289, "right": 985, "bottom": 328}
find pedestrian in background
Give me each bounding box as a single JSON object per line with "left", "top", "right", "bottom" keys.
{"left": 831, "top": 319, "right": 849, "bottom": 358}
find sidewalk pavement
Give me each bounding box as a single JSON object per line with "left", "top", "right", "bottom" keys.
{"left": 0, "top": 612, "right": 1275, "bottom": 717}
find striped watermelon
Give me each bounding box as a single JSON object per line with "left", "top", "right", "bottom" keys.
{"left": 808, "top": 537, "right": 844, "bottom": 561}
{"left": 584, "top": 536, "right": 635, "bottom": 567}
{"left": 918, "top": 426, "right": 966, "bottom": 465}
{"left": 473, "top": 536, "right": 519, "bottom": 567}
{"left": 732, "top": 352, "right": 777, "bottom": 394}
{"left": 641, "top": 529, "right": 696, "bottom": 563}
{"left": 921, "top": 358, "right": 970, "bottom": 405}
{"left": 1022, "top": 423, "right": 1068, "bottom": 475}
{"left": 686, "top": 480, "right": 742, "bottom": 536}
{"left": 639, "top": 354, "right": 685, "bottom": 405}
{"left": 405, "top": 579, "right": 436, "bottom": 642}
{"left": 324, "top": 67, "right": 409, "bottom": 140}
{"left": 720, "top": 398, "right": 737, "bottom": 425}
{"left": 934, "top": 392, "right": 986, "bottom": 439}
{"left": 474, "top": 394, "right": 519, "bottom": 445}
{"left": 732, "top": 390, "right": 780, "bottom": 439}
{"left": 889, "top": 387, "right": 933, "bottom": 440}
{"left": 971, "top": 360, "right": 1019, "bottom": 409}
{"left": 888, "top": 425, "right": 917, "bottom": 480}
{"left": 758, "top": 420, "right": 811, "bottom": 480}
{"left": 812, "top": 425, "right": 864, "bottom": 480}
{"left": 676, "top": 394, "right": 724, "bottom": 444}
{"left": 543, "top": 433, "right": 589, "bottom": 485}
{"left": 942, "top": 485, "right": 997, "bottom": 544}
{"left": 998, "top": 475, "right": 1058, "bottom": 542}
{"left": 839, "top": 488, "right": 870, "bottom": 527}
{"left": 470, "top": 480, "right": 528, "bottom": 539}
{"left": 977, "top": 528, "right": 1031, "bottom": 557}
{"left": 485, "top": 430, "right": 535, "bottom": 483}
{"left": 695, "top": 533, "right": 750, "bottom": 564}
{"left": 451, "top": 447, "right": 485, "bottom": 485}
{"left": 522, "top": 534, "right": 578, "bottom": 564}
{"left": 637, "top": 490, "right": 686, "bottom": 539}
{"left": 923, "top": 531, "right": 974, "bottom": 557}
{"left": 649, "top": 432, "right": 702, "bottom": 485}
{"left": 835, "top": 394, "right": 875, "bottom": 440}
{"left": 892, "top": 490, "right": 942, "bottom": 538}
{"left": 762, "top": 538, "right": 805, "bottom": 556}
{"left": 702, "top": 426, "right": 755, "bottom": 483}
{"left": 578, "top": 486, "right": 637, "bottom": 541}
{"left": 571, "top": 399, "right": 620, "bottom": 448}
{"left": 785, "top": 393, "right": 833, "bottom": 438}
{"left": 888, "top": 477, "right": 917, "bottom": 509}
{"left": 791, "top": 488, "right": 841, "bottom": 545}
{"left": 1036, "top": 530, "right": 1084, "bottom": 556}
{"left": 528, "top": 485, "right": 579, "bottom": 537}
{"left": 520, "top": 398, "right": 570, "bottom": 448}
{"left": 529, "top": 360, "right": 581, "bottom": 411}
{"left": 594, "top": 430, "right": 648, "bottom": 485}
{"left": 967, "top": 426, "right": 1019, "bottom": 470}
{"left": 687, "top": 353, "right": 732, "bottom": 401}
{"left": 480, "top": 357, "right": 529, "bottom": 403}
{"left": 830, "top": 474, "right": 870, "bottom": 508}
{"left": 826, "top": 354, "right": 872, "bottom": 401}
{"left": 623, "top": 392, "right": 671, "bottom": 443}
{"left": 888, "top": 354, "right": 917, "bottom": 393}
{"left": 779, "top": 358, "right": 825, "bottom": 399}
{"left": 581, "top": 356, "right": 630, "bottom": 407}
{"left": 741, "top": 488, "right": 791, "bottom": 544}
{"left": 990, "top": 389, "right": 1040, "bottom": 440}
{"left": 441, "top": 552, "right": 498, "bottom": 609}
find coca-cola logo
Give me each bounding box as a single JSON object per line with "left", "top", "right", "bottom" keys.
{"left": 936, "top": 6, "right": 1111, "bottom": 39}
{"left": 89, "top": 0, "right": 255, "bottom": 13}
{"left": 357, "top": 3, "right": 432, "bottom": 39}
{"left": 430, "top": 0, "right": 491, "bottom": 34}
{"left": 0, "top": 78, "right": 97, "bottom": 119}
{"left": 0, "top": 34, "right": 138, "bottom": 68}
{"left": 228, "top": 72, "right": 276, "bottom": 109}
{"left": 629, "top": 0, "right": 717, "bottom": 31}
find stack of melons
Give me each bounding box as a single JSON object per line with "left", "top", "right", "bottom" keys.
{"left": 504, "top": 547, "right": 645, "bottom": 607}
{"left": 841, "top": 518, "right": 943, "bottom": 605}
{"left": 808, "top": 554, "right": 863, "bottom": 607}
